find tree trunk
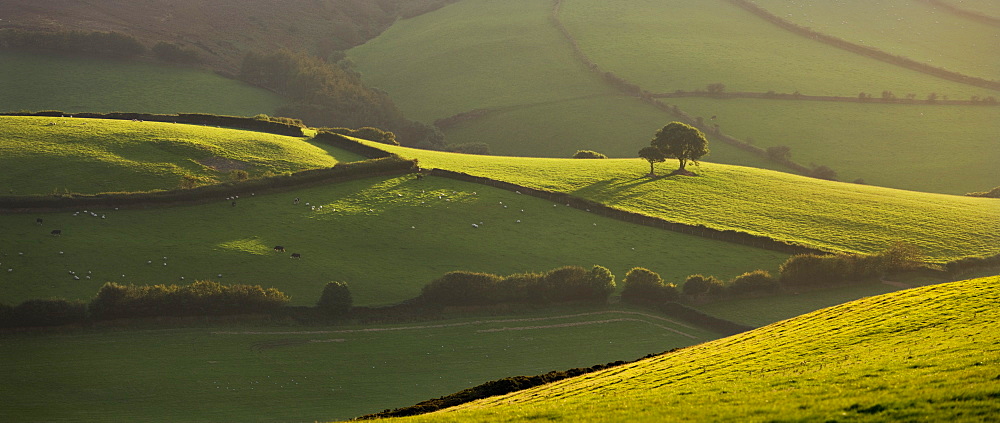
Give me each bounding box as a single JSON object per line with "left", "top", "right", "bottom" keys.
{"left": 649, "top": 161, "right": 655, "bottom": 176}
{"left": 678, "top": 158, "right": 687, "bottom": 170}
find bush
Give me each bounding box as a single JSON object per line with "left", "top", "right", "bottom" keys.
{"left": 420, "top": 271, "right": 503, "bottom": 306}
{"left": 419, "top": 265, "right": 615, "bottom": 306}
{"left": 317, "top": 282, "right": 352, "bottom": 317}
{"left": 621, "top": 267, "right": 678, "bottom": 304}
{"left": 682, "top": 274, "right": 725, "bottom": 297}
{"left": 572, "top": 150, "right": 608, "bottom": 159}
{"left": 729, "top": 270, "right": 778, "bottom": 296}
{"left": 8, "top": 299, "right": 88, "bottom": 327}
{"left": 89, "top": 281, "right": 290, "bottom": 320}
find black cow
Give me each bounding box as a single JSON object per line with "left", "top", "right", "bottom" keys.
{"left": 50, "top": 229, "right": 62, "bottom": 236}
{"left": 36, "top": 218, "right": 43, "bottom": 225}
{"left": 290, "top": 253, "right": 301, "bottom": 259}
{"left": 273, "top": 246, "right": 285, "bottom": 252}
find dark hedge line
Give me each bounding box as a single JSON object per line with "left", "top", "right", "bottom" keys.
{"left": 0, "top": 29, "right": 145, "bottom": 59}
{"left": 0, "top": 155, "right": 416, "bottom": 211}
{"left": 945, "top": 253, "right": 1000, "bottom": 274}
{"left": 1, "top": 111, "right": 304, "bottom": 137}
{"left": 312, "top": 131, "right": 395, "bottom": 159}
{"left": 89, "top": 281, "right": 289, "bottom": 320}
{"left": 418, "top": 265, "right": 616, "bottom": 306}
{"left": 356, "top": 350, "right": 674, "bottom": 420}
{"left": 657, "top": 302, "right": 755, "bottom": 336}
{"left": 0, "top": 299, "right": 88, "bottom": 328}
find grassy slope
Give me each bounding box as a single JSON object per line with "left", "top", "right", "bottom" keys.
{"left": 0, "top": 116, "right": 356, "bottom": 195}
{"left": 663, "top": 98, "right": 1000, "bottom": 194}
{"left": 944, "top": 0, "right": 1000, "bottom": 16}
{"left": 0, "top": 172, "right": 787, "bottom": 306}
{"left": 0, "top": 51, "right": 285, "bottom": 116}
{"left": 560, "top": 0, "right": 995, "bottom": 98}
{"left": 388, "top": 275, "right": 1000, "bottom": 422}
{"left": 752, "top": 0, "right": 1000, "bottom": 81}
{"left": 371, "top": 142, "right": 1000, "bottom": 262}
{"left": 0, "top": 304, "right": 716, "bottom": 422}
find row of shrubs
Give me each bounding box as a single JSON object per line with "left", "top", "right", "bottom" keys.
{"left": 418, "top": 266, "right": 616, "bottom": 306}
{"left": 620, "top": 243, "right": 927, "bottom": 307}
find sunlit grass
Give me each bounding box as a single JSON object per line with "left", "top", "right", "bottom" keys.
{"left": 390, "top": 276, "right": 1000, "bottom": 422}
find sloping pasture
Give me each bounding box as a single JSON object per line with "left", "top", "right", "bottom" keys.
{"left": 391, "top": 275, "right": 1000, "bottom": 422}
{"left": 0, "top": 51, "right": 285, "bottom": 116}
{"left": 369, "top": 142, "right": 1000, "bottom": 262}
{"left": 0, "top": 173, "right": 787, "bottom": 306}
{"left": 0, "top": 116, "right": 358, "bottom": 195}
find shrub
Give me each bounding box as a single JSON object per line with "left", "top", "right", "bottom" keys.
{"left": 572, "top": 150, "right": 608, "bottom": 159}
{"left": 89, "top": 281, "right": 289, "bottom": 320}
{"left": 420, "top": 271, "right": 503, "bottom": 306}
{"left": 230, "top": 170, "right": 249, "bottom": 181}
{"left": 317, "top": 282, "right": 352, "bottom": 317}
{"left": 682, "top": 274, "right": 725, "bottom": 297}
{"left": 729, "top": 270, "right": 778, "bottom": 296}
{"left": 621, "top": 267, "right": 678, "bottom": 304}
{"left": 779, "top": 254, "right": 847, "bottom": 286}
{"left": 10, "top": 299, "right": 88, "bottom": 327}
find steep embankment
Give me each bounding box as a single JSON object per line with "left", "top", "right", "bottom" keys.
{"left": 376, "top": 275, "right": 1000, "bottom": 422}
{"left": 369, "top": 141, "right": 1000, "bottom": 263}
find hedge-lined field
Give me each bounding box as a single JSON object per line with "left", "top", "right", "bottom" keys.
{"left": 391, "top": 275, "right": 1000, "bottom": 422}
{"left": 0, "top": 51, "right": 286, "bottom": 115}
{"left": 0, "top": 116, "right": 363, "bottom": 195}
{"left": 751, "top": 0, "right": 1000, "bottom": 81}
{"left": 369, "top": 142, "right": 1000, "bottom": 262}
{"left": 664, "top": 98, "right": 1000, "bottom": 194}
{"left": 0, "top": 304, "right": 715, "bottom": 422}
{"left": 0, "top": 173, "right": 788, "bottom": 306}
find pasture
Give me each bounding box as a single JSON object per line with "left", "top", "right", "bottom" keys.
{"left": 0, "top": 116, "right": 358, "bottom": 195}
{"left": 391, "top": 275, "right": 1000, "bottom": 422}
{"left": 558, "top": 0, "right": 995, "bottom": 98}
{"left": 0, "top": 172, "right": 788, "bottom": 306}
{"left": 0, "top": 51, "right": 285, "bottom": 116}
{"left": 664, "top": 98, "right": 1000, "bottom": 194}
{"left": 0, "top": 304, "right": 717, "bottom": 422}
{"left": 751, "top": 0, "right": 1000, "bottom": 81}
{"left": 370, "top": 142, "right": 1000, "bottom": 262}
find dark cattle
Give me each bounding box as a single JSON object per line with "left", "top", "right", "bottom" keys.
{"left": 36, "top": 218, "right": 43, "bottom": 225}
{"left": 415, "top": 173, "right": 424, "bottom": 180}
{"left": 50, "top": 229, "right": 62, "bottom": 236}
{"left": 273, "top": 246, "right": 285, "bottom": 252}
{"left": 290, "top": 253, "right": 301, "bottom": 259}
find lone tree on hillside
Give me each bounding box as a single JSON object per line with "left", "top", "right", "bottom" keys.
{"left": 649, "top": 122, "right": 709, "bottom": 173}
{"left": 638, "top": 146, "right": 667, "bottom": 177}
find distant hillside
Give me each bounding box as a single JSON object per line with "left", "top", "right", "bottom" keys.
{"left": 380, "top": 275, "right": 1000, "bottom": 422}
{"left": 0, "top": 0, "right": 458, "bottom": 71}
{"left": 368, "top": 141, "right": 1000, "bottom": 263}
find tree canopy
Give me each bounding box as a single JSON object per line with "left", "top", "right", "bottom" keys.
{"left": 649, "top": 122, "right": 710, "bottom": 172}
{"left": 638, "top": 146, "right": 667, "bottom": 176}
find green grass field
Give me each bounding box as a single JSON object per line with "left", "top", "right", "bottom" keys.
{"left": 664, "top": 98, "right": 1000, "bottom": 194}
{"left": 370, "top": 142, "right": 1000, "bottom": 262}
{"left": 944, "top": 0, "right": 1000, "bottom": 16}
{"left": 0, "top": 304, "right": 717, "bottom": 422}
{"left": 0, "top": 116, "right": 358, "bottom": 195}
{"left": 751, "top": 0, "right": 1000, "bottom": 81}
{"left": 0, "top": 172, "right": 788, "bottom": 306}
{"left": 0, "top": 51, "right": 286, "bottom": 116}
{"left": 386, "top": 275, "right": 1000, "bottom": 422}
{"left": 559, "top": 0, "right": 996, "bottom": 98}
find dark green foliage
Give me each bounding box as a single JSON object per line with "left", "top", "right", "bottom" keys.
{"left": 779, "top": 244, "right": 923, "bottom": 287}
{"left": 572, "top": 150, "right": 608, "bottom": 159}
{"left": 649, "top": 122, "right": 710, "bottom": 171}
{"left": 808, "top": 165, "right": 839, "bottom": 181}
{"left": 779, "top": 254, "right": 851, "bottom": 286}
{"left": 728, "top": 270, "right": 778, "bottom": 295}
{"left": 446, "top": 143, "right": 492, "bottom": 155}
{"left": 1, "top": 299, "right": 88, "bottom": 327}
{"left": 766, "top": 145, "right": 792, "bottom": 161}
{"left": 0, "top": 29, "right": 145, "bottom": 58}
{"left": 965, "top": 186, "right": 1000, "bottom": 198}
{"left": 638, "top": 146, "right": 667, "bottom": 176}
{"left": 419, "top": 266, "right": 615, "bottom": 306}
{"left": 322, "top": 126, "right": 398, "bottom": 145}
{"left": 152, "top": 41, "right": 201, "bottom": 64}
{"left": 89, "top": 281, "right": 290, "bottom": 320}
{"left": 682, "top": 274, "right": 725, "bottom": 297}
{"left": 621, "top": 267, "right": 679, "bottom": 304}
{"left": 317, "top": 282, "right": 352, "bottom": 317}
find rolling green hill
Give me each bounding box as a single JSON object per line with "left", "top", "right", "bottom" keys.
{"left": 369, "top": 141, "right": 1000, "bottom": 263}
{"left": 348, "top": 0, "right": 999, "bottom": 194}
{"left": 0, "top": 52, "right": 286, "bottom": 116}
{"left": 0, "top": 116, "right": 356, "bottom": 195}
{"left": 380, "top": 275, "right": 1000, "bottom": 422}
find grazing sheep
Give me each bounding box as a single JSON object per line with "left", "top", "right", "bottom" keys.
{"left": 472, "top": 223, "right": 479, "bottom": 228}
{"left": 290, "top": 253, "right": 301, "bottom": 259}
{"left": 50, "top": 229, "right": 62, "bottom": 236}
{"left": 273, "top": 246, "right": 285, "bottom": 252}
